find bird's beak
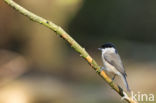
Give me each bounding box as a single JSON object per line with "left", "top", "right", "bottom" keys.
{"left": 98, "top": 48, "right": 102, "bottom": 51}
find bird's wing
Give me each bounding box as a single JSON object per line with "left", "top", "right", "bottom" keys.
{"left": 104, "top": 52, "right": 126, "bottom": 76}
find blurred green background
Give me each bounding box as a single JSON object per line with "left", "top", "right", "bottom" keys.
{"left": 0, "top": 0, "right": 156, "bottom": 103}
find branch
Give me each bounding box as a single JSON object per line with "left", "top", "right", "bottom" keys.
{"left": 3, "top": 0, "right": 137, "bottom": 103}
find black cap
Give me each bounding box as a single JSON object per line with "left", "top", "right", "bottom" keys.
{"left": 100, "top": 42, "right": 116, "bottom": 49}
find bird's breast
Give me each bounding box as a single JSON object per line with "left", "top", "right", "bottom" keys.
{"left": 103, "top": 58, "right": 120, "bottom": 75}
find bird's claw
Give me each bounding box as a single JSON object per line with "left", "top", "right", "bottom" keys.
{"left": 99, "top": 66, "right": 106, "bottom": 72}
{"left": 112, "top": 74, "right": 116, "bottom": 81}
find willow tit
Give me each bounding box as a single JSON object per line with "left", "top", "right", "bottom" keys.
{"left": 98, "top": 43, "right": 130, "bottom": 92}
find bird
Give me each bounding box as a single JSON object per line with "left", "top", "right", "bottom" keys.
{"left": 98, "top": 42, "right": 130, "bottom": 92}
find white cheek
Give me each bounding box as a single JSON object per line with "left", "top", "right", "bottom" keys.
{"left": 102, "top": 48, "right": 115, "bottom": 54}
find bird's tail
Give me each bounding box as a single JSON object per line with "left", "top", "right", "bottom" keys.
{"left": 121, "top": 74, "right": 130, "bottom": 92}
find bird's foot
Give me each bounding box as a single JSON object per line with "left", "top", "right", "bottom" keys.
{"left": 99, "top": 66, "right": 107, "bottom": 72}
{"left": 112, "top": 74, "right": 116, "bottom": 81}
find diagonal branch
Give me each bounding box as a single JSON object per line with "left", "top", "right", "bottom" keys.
{"left": 3, "top": 0, "right": 137, "bottom": 103}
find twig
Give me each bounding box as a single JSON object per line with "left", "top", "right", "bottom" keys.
{"left": 3, "top": 0, "right": 138, "bottom": 103}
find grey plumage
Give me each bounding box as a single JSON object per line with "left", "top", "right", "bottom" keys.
{"left": 99, "top": 43, "right": 130, "bottom": 92}
{"left": 104, "top": 52, "right": 126, "bottom": 76}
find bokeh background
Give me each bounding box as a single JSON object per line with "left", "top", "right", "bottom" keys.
{"left": 0, "top": 0, "right": 156, "bottom": 103}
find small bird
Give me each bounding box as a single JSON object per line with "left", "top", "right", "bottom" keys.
{"left": 98, "top": 43, "right": 130, "bottom": 92}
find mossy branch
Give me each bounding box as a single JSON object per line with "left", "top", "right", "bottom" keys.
{"left": 3, "top": 0, "right": 137, "bottom": 103}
